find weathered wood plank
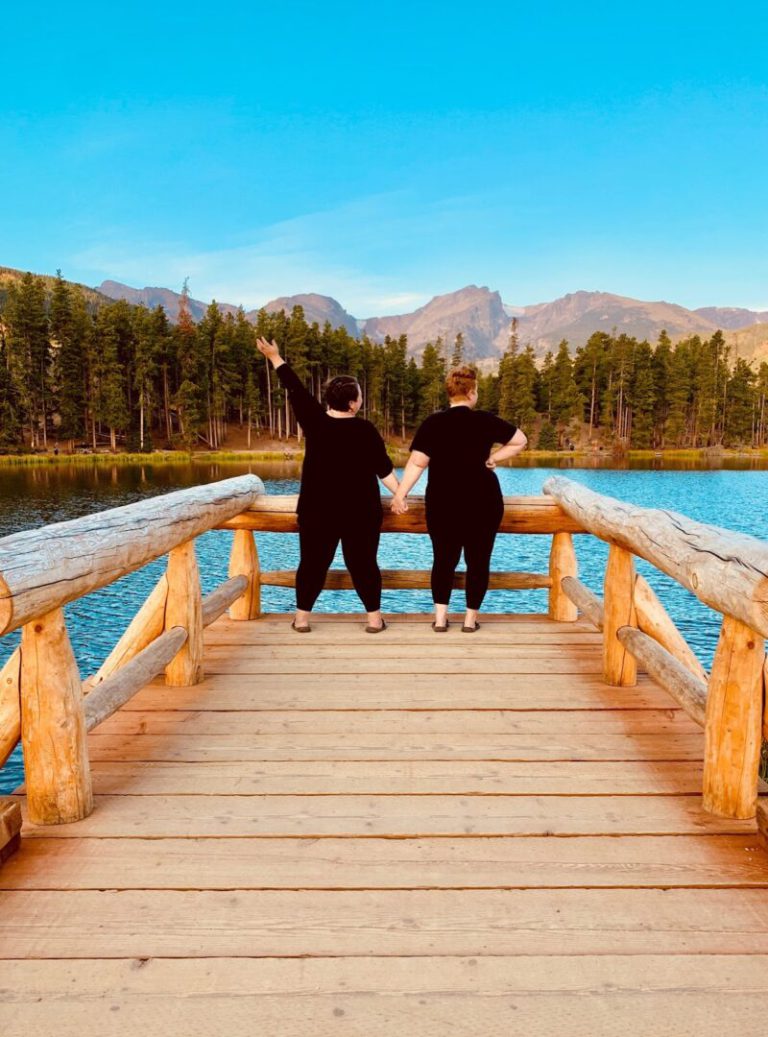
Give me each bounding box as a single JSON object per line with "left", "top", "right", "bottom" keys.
{"left": 2, "top": 835, "right": 767, "bottom": 890}
{"left": 83, "top": 731, "right": 706, "bottom": 763}
{"left": 86, "top": 759, "right": 708, "bottom": 796}
{"left": 0, "top": 476, "right": 262, "bottom": 638}
{"left": 3, "top": 957, "right": 768, "bottom": 1037}
{"left": 201, "top": 656, "right": 604, "bottom": 675}
{"left": 6, "top": 957, "right": 768, "bottom": 1037}
{"left": 20, "top": 793, "right": 753, "bottom": 838}
{"left": 99, "top": 707, "right": 697, "bottom": 736}
{"left": 5, "top": 888, "right": 768, "bottom": 958}
{"left": 123, "top": 673, "right": 678, "bottom": 711}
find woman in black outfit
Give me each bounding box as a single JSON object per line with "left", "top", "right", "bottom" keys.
{"left": 391, "top": 365, "right": 527, "bottom": 632}
{"left": 257, "top": 338, "right": 400, "bottom": 633}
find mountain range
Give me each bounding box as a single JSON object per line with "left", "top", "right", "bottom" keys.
{"left": 96, "top": 278, "right": 768, "bottom": 363}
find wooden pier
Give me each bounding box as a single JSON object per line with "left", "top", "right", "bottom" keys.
{"left": 1, "top": 476, "right": 768, "bottom": 1034}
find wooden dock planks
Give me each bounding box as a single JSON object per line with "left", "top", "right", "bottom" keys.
{"left": 2, "top": 613, "right": 768, "bottom": 1035}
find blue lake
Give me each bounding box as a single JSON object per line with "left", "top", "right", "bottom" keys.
{"left": 2, "top": 459, "right": 767, "bottom": 794}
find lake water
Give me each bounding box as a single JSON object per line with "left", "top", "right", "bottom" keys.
{"left": 2, "top": 459, "right": 768, "bottom": 794}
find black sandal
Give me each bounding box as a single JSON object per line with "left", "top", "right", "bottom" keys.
{"left": 431, "top": 620, "right": 449, "bottom": 632}
{"left": 461, "top": 621, "right": 481, "bottom": 633}
{"left": 291, "top": 620, "right": 312, "bottom": 633}
{"left": 365, "top": 620, "right": 387, "bottom": 633}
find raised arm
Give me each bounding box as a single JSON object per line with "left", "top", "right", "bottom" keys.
{"left": 390, "top": 451, "right": 429, "bottom": 514}
{"left": 256, "top": 337, "right": 324, "bottom": 432}
{"left": 486, "top": 428, "right": 528, "bottom": 468}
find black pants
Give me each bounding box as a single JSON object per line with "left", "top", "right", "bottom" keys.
{"left": 427, "top": 499, "right": 504, "bottom": 611}
{"left": 296, "top": 519, "right": 382, "bottom": 612}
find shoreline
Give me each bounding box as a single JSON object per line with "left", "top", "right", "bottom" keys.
{"left": 1, "top": 446, "right": 768, "bottom": 468}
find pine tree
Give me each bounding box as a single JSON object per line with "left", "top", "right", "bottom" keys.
{"left": 550, "top": 340, "right": 582, "bottom": 440}
{"left": 418, "top": 341, "right": 447, "bottom": 419}
{"left": 628, "top": 341, "right": 655, "bottom": 448}
{"left": 498, "top": 320, "right": 519, "bottom": 422}
{"left": 450, "top": 332, "right": 465, "bottom": 367}
{"left": 0, "top": 332, "right": 21, "bottom": 446}
{"left": 4, "top": 273, "right": 50, "bottom": 447}
{"left": 55, "top": 286, "right": 88, "bottom": 446}
{"left": 724, "top": 358, "right": 756, "bottom": 446}
{"left": 174, "top": 283, "right": 204, "bottom": 448}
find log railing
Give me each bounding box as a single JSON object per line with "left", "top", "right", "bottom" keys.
{"left": 0, "top": 488, "right": 582, "bottom": 856}
{"left": 0, "top": 475, "right": 263, "bottom": 840}
{"left": 544, "top": 475, "right": 768, "bottom": 823}
{"left": 6, "top": 474, "right": 763, "bottom": 845}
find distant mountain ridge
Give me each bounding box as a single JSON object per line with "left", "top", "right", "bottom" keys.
{"left": 2, "top": 271, "right": 765, "bottom": 365}
{"left": 96, "top": 277, "right": 768, "bottom": 360}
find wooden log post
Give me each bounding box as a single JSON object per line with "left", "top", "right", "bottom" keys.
{"left": 603, "top": 544, "right": 637, "bottom": 687}
{"left": 20, "top": 608, "right": 93, "bottom": 825}
{"left": 228, "top": 530, "right": 261, "bottom": 621}
{"left": 0, "top": 647, "right": 21, "bottom": 769}
{"left": 548, "top": 532, "right": 578, "bottom": 622}
{"left": 164, "top": 540, "right": 204, "bottom": 687}
{"left": 703, "top": 615, "right": 764, "bottom": 819}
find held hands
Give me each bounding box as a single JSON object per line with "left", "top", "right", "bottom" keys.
{"left": 390, "top": 493, "right": 409, "bottom": 515}
{"left": 256, "top": 338, "right": 283, "bottom": 366}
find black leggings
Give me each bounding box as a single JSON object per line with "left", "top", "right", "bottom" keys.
{"left": 428, "top": 501, "right": 504, "bottom": 611}
{"left": 296, "top": 520, "right": 382, "bottom": 612}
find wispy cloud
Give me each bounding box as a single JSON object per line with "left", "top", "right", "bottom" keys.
{"left": 70, "top": 188, "right": 512, "bottom": 316}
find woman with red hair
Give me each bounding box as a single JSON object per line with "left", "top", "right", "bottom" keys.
{"left": 391, "top": 365, "right": 527, "bottom": 631}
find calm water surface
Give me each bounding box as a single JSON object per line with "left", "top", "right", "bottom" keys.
{"left": 2, "top": 459, "right": 767, "bottom": 792}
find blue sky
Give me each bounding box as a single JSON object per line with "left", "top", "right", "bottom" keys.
{"left": 2, "top": 1, "right": 767, "bottom": 315}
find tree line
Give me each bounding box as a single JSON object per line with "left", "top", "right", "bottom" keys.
{"left": 1, "top": 271, "right": 767, "bottom": 452}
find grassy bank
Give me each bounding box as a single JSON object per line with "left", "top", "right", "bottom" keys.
{"left": 2, "top": 445, "right": 768, "bottom": 468}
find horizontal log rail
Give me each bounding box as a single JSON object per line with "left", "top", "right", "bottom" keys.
{"left": 260, "top": 569, "right": 552, "bottom": 591}
{"left": 0, "top": 475, "right": 263, "bottom": 638}
{"left": 544, "top": 475, "right": 768, "bottom": 640}
{"left": 220, "top": 494, "right": 586, "bottom": 536}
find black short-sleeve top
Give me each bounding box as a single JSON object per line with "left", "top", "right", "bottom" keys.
{"left": 276, "top": 363, "right": 393, "bottom": 525}
{"left": 410, "top": 407, "right": 517, "bottom": 508}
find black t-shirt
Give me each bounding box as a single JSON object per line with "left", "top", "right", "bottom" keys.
{"left": 277, "top": 363, "right": 393, "bottom": 525}
{"left": 410, "top": 407, "right": 517, "bottom": 508}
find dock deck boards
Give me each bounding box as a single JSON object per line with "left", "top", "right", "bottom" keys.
{"left": 2, "top": 613, "right": 768, "bottom": 1034}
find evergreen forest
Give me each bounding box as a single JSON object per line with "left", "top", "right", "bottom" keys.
{"left": 1, "top": 271, "right": 768, "bottom": 453}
